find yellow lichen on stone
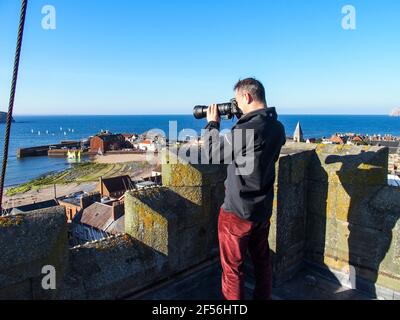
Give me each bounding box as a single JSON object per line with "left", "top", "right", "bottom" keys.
{"left": 0, "top": 215, "right": 23, "bottom": 228}
{"left": 376, "top": 272, "right": 400, "bottom": 292}
{"left": 323, "top": 255, "right": 351, "bottom": 273}
{"left": 325, "top": 183, "right": 337, "bottom": 218}
{"left": 334, "top": 185, "right": 352, "bottom": 221}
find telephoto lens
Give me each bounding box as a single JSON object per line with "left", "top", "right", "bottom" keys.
{"left": 193, "top": 99, "right": 242, "bottom": 120}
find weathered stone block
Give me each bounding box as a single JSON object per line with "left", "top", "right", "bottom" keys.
{"left": 278, "top": 183, "right": 306, "bottom": 217}
{"left": 125, "top": 185, "right": 218, "bottom": 273}
{"left": 306, "top": 181, "right": 331, "bottom": 219}
{"left": 271, "top": 151, "right": 310, "bottom": 282}
{"left": 378, "top": 215, "right": 400, "bottom": 276}
{"left": 335, "top": 221, "right": 381, "bottom": 268}
{"left": 316, "top": 145, "right": 388, "bottom": 186}
{"left": 305, "top": 214, "right": 328, "bottom": 254}
{"left": 335, "top": 185, "right": 384, "bottom": 229}
{"left": 290, "top": 150, "right": 314, "bottom": 184}
{"left": 276, "top": 155, "right": 291, "bottom": 185}
{"left": 162, "top": 151, "right": 227, "bottom": 187}
{"left": 62, "top": 236, "right": 168, "bottom": 299}
{"left": 369, "top": 186, "right": 400, "bottom": 216}
{"left": 0, "top": 207, "right": 68, "bottom": 300}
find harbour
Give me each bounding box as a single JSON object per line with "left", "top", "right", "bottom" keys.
{"left": 17, "top": 141, "right": 84, "bottom": 158}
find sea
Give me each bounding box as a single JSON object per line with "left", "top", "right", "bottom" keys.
{"left": 0, "top": 115, "right": 399, "bottom": 187}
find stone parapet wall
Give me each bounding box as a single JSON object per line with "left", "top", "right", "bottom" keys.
{"left": 0, "top": 144, "right": 399, "bottom": 299}
{"left": 304, "top": 144, "right": 399, "bottom": 299}
{"left": 269, "top": 149, "right": 315, "bottom": 285}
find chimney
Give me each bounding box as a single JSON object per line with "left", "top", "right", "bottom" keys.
{"left": 80, "top": 195, "right": 86, "bottom": 209}
{"left": 112, "top": 201, "right": 124, "bottom": 221}
{"left": 80, "top": 192, "right": 100, "bottom": 209}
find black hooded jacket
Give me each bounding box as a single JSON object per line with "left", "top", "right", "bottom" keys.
{"left": 203, "top": 107, "right": 286, "bottom": 222}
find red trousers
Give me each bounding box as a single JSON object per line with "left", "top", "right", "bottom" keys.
{"left": 218, "top": 207, "right": 272, "bottom": 300}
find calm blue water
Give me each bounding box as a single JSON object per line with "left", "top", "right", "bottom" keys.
{"left": 0, "top": 115, "right": 399, "bottom": 187}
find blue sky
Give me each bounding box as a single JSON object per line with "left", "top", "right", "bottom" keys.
{"left": 0, "top": 0, "right": 399, "bottom": 115}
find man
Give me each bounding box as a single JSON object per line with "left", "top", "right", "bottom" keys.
{"left": 204, "top": 78, "right": 286, "bottom": 300}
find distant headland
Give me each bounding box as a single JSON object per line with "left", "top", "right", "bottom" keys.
{"left": 390, "top": 108, "right": 400, "bottom": 117}
{"left": 0, "top": 111, "right": 15, "bottom": 123}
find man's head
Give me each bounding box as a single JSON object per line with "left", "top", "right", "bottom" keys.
{"left": 234, "top": 78, "right": 267, "bottom": 114}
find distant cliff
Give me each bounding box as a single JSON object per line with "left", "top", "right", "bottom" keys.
{"left": 0, "top": 111, "right": 15, "bottom": 123}
{"left": 390, "top": 108, "right": 400, "bottom": 117}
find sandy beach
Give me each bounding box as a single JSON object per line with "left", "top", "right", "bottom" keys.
{"left": 94, "top": 153, "right": 160, "bottom": 164}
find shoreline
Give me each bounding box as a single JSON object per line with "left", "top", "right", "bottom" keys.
{"left": 4, "top": 153, "right": 161, "bottom": 190}
{"left": 94, "top": 153, "right": 160, "bottom": 164}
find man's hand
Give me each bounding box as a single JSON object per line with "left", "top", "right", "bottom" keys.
{"left": 207, "top": 104, "right": 221, "bottom": 124}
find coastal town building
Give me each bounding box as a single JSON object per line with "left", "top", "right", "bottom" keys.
{"left": 351, "top": 135, "right": 365, "bottom": 145}
{"left": 136, "top": 181, "right": 158, "bottom": 190}
{"left": 90, "top": 132, "right": 127, "bottom": 154}
{"left": 330, "top": 134, "right": 347, "bottom": 145}
{"left": 122, "top": 133, "right": 139, "bottom": 144}
{"left": 97, "top": 176, "right": 134, "bottom": 198}
{"left": 71, "top": 200, "right": 125, "bottom": 245}
{"left": 8, "top": 193, "right": 101, "bottom": 222}
{"left": 329, "top": 134, "right": 365, "bottom": 145}
{"left": 58, "top": 191, "right": 101, "bottom": 223}
{"left": 137, "top": 140, "right": 155, "bottom": 151}
{"left": 133, "top": 139, "right": 159, "bottom": 152}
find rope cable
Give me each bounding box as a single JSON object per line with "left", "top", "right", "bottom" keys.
{"left": 0, "top": 0, "right": 28, "bottom": 214}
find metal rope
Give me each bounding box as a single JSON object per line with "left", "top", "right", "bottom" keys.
{"left": 0, "top": 0, "right": 28, "bottom": 214}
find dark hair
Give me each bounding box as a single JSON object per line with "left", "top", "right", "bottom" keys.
{"left": 234, "top": 78, "right": 267, "bottom": 104}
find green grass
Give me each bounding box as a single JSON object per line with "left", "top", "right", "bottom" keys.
{"left": 6, "top": 161, "right": 149, "bottom": 197}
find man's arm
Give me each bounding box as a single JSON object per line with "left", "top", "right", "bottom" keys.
{"left": 202, "top": 105, "right": 233, "bottom": 165}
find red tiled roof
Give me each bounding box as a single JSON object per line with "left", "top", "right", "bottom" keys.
{"left": 330, "top": 135, "right": 345, "bottom": 144}
{"left": 80, "top": 202, "right": 124, "bottom": 234}
{"left": 352, "top": 136, "right": 363, "bottom": 142}
{"left": 80, "top": 202, "right": 114, "bottom": 231}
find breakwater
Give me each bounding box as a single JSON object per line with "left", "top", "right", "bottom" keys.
{"left": 17, "top": 141, "right": 81, "bottom": 159}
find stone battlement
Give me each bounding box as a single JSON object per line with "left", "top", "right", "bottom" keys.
{"left": 0, "top": 143, "right": 399, "bottom": 300}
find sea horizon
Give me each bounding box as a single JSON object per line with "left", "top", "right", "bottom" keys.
{"left": 1, "top": 114, "right": 399, "bottom": 187}
{"left": 10, "top": 113, "right": 395, "bottom": 117}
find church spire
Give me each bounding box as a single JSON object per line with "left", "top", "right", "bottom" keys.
{"left": 293, "top": 122, "right": 304, "bottom": 142}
